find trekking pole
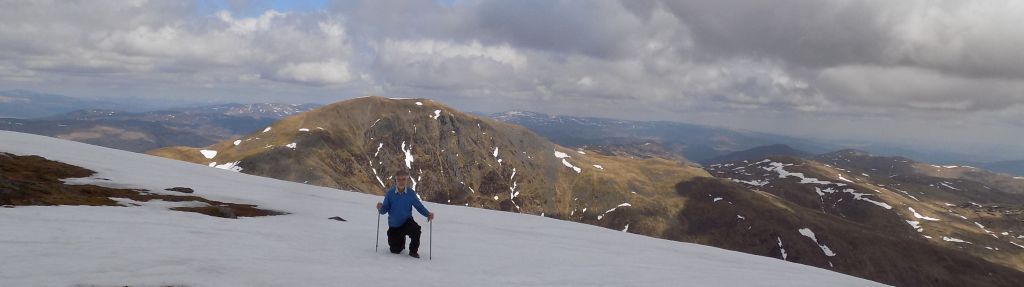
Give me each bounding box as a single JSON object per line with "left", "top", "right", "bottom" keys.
{"left": 375, "top": 213, "right": 381, "bottom": 253}
{"left": 429, "top": 219, "right": 433, "bottom": 260}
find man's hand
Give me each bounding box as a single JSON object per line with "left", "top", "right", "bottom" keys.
{"left": 428, "top": 212, "right": 435, "bottom": 221}
{"left": 376, "top": 202, "right": 383, "bottom": 210}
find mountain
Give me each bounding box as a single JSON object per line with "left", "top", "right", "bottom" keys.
{"left": 978, "top": 160, "right": 1024, "bottom": 177}
{"left": 700, "top": 144, "right": 811, "bottom": 165}
{"left": 705, "top": 150, "right": 1024, "bottom": 285}
{"left": 150, "top": 97, "right": 709, "bottom": 239}
{"left": 148, "top": 97, "right": 1024, "bottom": 286}
{"left": 0, "top": 89, "right": 183, "bottom": 119}
{"left": 0, "top": 103, "right": 318, "bottom": 152}
{"left": 488, "top": 110, "right": 833, "bottom": 163}
{"left": 0, "top": 131, "right": 884, "bottom": 286}
{"left": 164, "top": 103, "right": 321, "bottom": 119}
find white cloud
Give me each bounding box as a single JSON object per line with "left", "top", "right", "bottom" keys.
{"left": 0, "top": 4, "right": 354, "bottom": 87}
{"left": 3, "top": 0, "right": 1024, "bottom": 159}
{"left": 274, "top": 59, "right": 352, "bottom": 85}
{"left": 375, "top": 39, "right": 526, "bottom": 69}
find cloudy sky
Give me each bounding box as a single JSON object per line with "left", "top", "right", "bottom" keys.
{"left": 2, "top": 0, "right": 1023, "bottom": 160}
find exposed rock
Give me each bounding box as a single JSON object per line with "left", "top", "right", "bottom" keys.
{"left": 165, "top": 187, "right": 194, "bottom": 194}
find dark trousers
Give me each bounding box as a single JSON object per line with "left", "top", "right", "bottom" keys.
{"left": 387, "top": 218, "right": 421, "bottom": 254}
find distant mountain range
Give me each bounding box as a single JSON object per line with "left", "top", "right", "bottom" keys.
{"left": 488, "top": 110, "right": 835, "bottom": 163}
{"left": 977, "top": 160, "right": 1024, "bottom": 178}
{"left": 701, "top": 144, "right": 811, "bottom": 165}
{"left": 0, "top": 103, "right": 318, "bottom": 152}
{"left": 0, "top": 89, "right": 189, "bottom": 118}
{"left": 488, "top": 111, "right": 1024, "bottom": 177}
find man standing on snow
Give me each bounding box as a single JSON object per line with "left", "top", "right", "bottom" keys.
{"left": 376, "top": 170, "right": 434, "bottom": 258}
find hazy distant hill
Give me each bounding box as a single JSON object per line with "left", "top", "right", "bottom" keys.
{"left": 0, "top": 90, "right": 126, "bottom": 118}
{"left": 978, "top": 160, "right": 1024, "bottom": 177}
{"left": 701, "top": 144, "right": 811, "bottom": 165}
{"left": 1, "top": 103, "right": 318, "bottom": 152}
{"left": 488, "top": 111, "right": 833, "bottom": 163}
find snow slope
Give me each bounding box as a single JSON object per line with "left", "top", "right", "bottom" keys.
{"left": 0, "top": 131, "right": 885, "bottom": 287}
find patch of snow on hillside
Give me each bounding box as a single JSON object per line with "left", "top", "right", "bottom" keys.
{"left": 893, "top": 188, "right": 919, "bottom": 201}
{"left": 837, "top": 174, "right": 854, "bottom": 183}
{"left": 509, "top": 168, "right": 519, "bottom": 199}
{"left": 286, "top": 143, "right": 297, "bottom": 149}
{"left": 732, "top": 179, "right": 768, "bottom": 186}
{"left": 842, "top": 188, "right": 891, "bottom": 209}
{"left": 602, "top": 203, "right": 632, "bottom": 216}
{"left": 233, "top": 140, "right": 241, "bottom": 146}
{"left": 200, "top": 150, "right": 217, "bottom": 159}
{"left": 431, "top": 110, "right": 441, "bottom": 120}
{"left": 554, "top": 150, "right": 570, "bottom": 159}
{"left": 973, "top": 222, "right": 996, "bottom": 237}
{"left": 459, "top": 181, "right": 476, "bottom": 193}
{"left": 214, "top": 161, "right": 242, "bottom": 172}
{"left": 493, "top": 147, "right": 499, "bottom": 158}
{"left": 798, "top": 228, "right": 836, "bottom": 257}
{"left": 908, "top": 207, "right": 940, "bottom": 221}
{"left": 777, "top": 237, "right": 788, "bottom": 260}
{"left": 402, "top": 141, "right": 414, "bottom": 169}
{"left": 299, "top": 128, "right": 309, "bottom": 132}
{"left": 816, "top": 187, "right": 891, "bottom": 209}
{"left": 372, "top": 168, "right": 385, "bottom": 188}
{"left": 1010, "top": 242, "right": 1024, "bottom": 249}
{"left": 906, "top": 220, "right": 923, "bottom": 232}
{"left": 593, "top": 165, "right": 604, "bottom": 170}
{"left": 375, "top": 143, "right": 383, "bottom": 157}
{"left": 415, "top": 102, "right": 423, "bottom": 106}
{"left": 938, "top": 182, "right": 959, "bottom": 190}
{"left": 562, "top": 159, "right": 582, "bottom": 173}
{"left": 262, "top": 126, "right": 271, "bottom": 133}
{"left": 942, "top": 237, "right": 972, "bottom": 244}
{"left": 763, "top": 162, "right": 842, "bottom": 186}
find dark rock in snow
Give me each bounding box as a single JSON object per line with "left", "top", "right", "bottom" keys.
{"left": 165, "top": 187, "right": 194, "bottom": 193}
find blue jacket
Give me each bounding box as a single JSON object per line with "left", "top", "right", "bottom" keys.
{"left": 378, "top": 186, "right": 430, "bottom": 227}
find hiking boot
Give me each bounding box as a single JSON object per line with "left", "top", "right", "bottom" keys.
{"left": 409, "top": 252, "right": 420, "bottom": 258}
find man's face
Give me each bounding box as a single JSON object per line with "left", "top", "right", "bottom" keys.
{"left": 396, "top": 175, "right": 408, "bottom": 188}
